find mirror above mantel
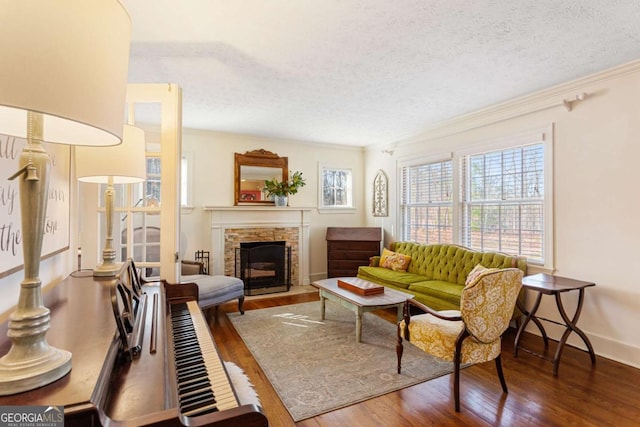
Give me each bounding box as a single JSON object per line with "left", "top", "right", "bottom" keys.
{"left": 234, "top": 149, "right": 288, "bottom": 205}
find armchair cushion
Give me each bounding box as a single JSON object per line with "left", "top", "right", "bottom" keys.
{"left": 399, "top": 311, "right": 501, "bottom": 364}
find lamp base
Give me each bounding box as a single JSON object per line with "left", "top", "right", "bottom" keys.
{"left": 0, "top": 346, "right": 71, "bottom": 396}
{"left": 93, "top": 261, "right": 120, "bottom": 277}
{"left": 93, "top": 264, "right": 120, "bottom": 277}
{"left": 94, "top": 236, "right": 119, "bottom": 277}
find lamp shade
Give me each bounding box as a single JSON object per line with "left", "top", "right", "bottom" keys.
{"left": 0, "top": 1, "right": 131, "bottom": 146}
{"left": 76, "top": 125, "right": 147, "bottom": 184}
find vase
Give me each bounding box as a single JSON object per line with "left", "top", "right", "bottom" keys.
{"left": 274, "top": 195, "right": 288, "bottom": 207}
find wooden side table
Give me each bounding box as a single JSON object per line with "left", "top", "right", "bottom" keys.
{"left": 514, "top": 273, "right": 596, "bottom": 376}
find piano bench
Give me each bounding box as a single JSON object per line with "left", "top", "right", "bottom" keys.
{"left": 182, "top": 274, "right": 245, "bottom": 314}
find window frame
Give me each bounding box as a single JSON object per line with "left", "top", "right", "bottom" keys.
{"left": 456, "top": 126, "right": 553, "bottom": 268}
{"left": 399, "top": 153, "right": 454, "bottom": 244}
{"left": 318, "top": 163, "right": 355, "bottom": 213}
{"left": 397, "top": 126, "right": 554, "bottom": 269}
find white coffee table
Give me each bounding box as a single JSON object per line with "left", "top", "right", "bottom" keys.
{"left": 311, "top": 277, "right": 414, "bottom": 343}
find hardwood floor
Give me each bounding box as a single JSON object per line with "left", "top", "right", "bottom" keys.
{"left": 208, "top": 291, "right": 640, "bottom": 427}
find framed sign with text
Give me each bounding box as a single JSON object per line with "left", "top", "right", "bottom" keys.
{"left": 0, "top": 133, "right": 71, "bottom": 278}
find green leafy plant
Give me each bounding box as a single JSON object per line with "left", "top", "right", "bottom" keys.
{"left": 263, "top": 171, "right": 306, "bottom": 197}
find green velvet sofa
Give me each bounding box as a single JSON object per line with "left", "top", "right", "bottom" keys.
{"left": 357, "top": 242, "right": 527, "bottom": 315}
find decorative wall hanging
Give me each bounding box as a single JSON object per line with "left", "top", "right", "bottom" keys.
{"left": 373, "top": 169, "right": 388, "bottom": 217}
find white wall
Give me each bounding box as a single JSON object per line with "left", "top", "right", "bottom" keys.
{"left": 364, "top": 61, "right": 640, "bottom": 368}
{"left": 4, "top": 63, "right": 638, "bottom": 370}
{"left": 180, "top": 130, "right": 366, "bottom": 281}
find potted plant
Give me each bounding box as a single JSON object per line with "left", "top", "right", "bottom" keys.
{"left": 263, "top": 171, "right": 306, "bottom": 206}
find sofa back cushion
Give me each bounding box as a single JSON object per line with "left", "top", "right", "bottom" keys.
{"left": 388, "top": 242, "right": 526, "bottom": 286}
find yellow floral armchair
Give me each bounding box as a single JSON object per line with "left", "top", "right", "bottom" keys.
{"left": 397, "top": 265, "right": 523, "bottom": 412}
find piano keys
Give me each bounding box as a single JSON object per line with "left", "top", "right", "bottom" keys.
{"left": 0, "top": 260, "right": 268, "bottom": 427}
{"left": 172, "top": 301, "right": 238, "bottom": 418}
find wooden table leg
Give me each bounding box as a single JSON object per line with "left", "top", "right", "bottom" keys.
{"left": 514, "top": 291, "right": 548, "bottom": 357}
{"left": 552, "top": 288, "right": 596, "bottom": 376}
{"left": 355, "top": 307, "right": 363, "bottom": 343}
{"left": 320, "top": 292, "right": 326, "bottom": 321}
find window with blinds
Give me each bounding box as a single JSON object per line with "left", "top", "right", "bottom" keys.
{"left": 400, "top": 160, "right": 453, "bottom": 244}
{"left": 461, "top": 142, "right": 544, "bottom": 263}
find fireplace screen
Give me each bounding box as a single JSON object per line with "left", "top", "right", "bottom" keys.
{"left": 235, "top": 241, "right": 291, "bottom": 295}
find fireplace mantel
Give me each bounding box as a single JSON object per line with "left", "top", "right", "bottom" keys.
{"left": 203, "top": 206, "right": 312, "bottom": 285}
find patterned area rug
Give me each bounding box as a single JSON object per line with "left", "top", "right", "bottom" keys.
{"left": 228, "top": 301, "right": 455, "bottom": 421}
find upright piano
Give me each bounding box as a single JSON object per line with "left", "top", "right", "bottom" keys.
{"left": 0, "top": 261, "right": 268, "bottom": 427}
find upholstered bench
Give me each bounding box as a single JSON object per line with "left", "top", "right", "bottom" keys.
{"left": 182, "top": 274, "right": 245, "bottom": 315}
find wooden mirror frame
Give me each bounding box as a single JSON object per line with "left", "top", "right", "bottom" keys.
{"left": 234, "top": 149, "right": 288, "bottom": 205}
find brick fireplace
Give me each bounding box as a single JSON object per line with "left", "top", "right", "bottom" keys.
{"left": 227, "top": 228, "right": 297, "bottom": 285}
{"left": 237, "top": 241, "right": 291, "bottom": 294}
{"left": 204, "top": 206, "right": 311, "bottom": 286}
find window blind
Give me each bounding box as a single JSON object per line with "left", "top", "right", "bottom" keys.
{"left": 400, "top": 160, "right": 453, "bottom": 244}
{"left": 461, "top": 143, "right": 544, "bottom": 262}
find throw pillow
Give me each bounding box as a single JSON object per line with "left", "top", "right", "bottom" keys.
{"left": 379, "top": 248, "right": 411, "bottom": 272}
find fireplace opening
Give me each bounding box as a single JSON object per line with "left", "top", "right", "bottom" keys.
{"left": 235, "top": 241, "right": 291, "bottom": 296}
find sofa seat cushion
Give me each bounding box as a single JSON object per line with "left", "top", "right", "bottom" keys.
{"left": 357, "top": 266, "right": 427, "bottom": 289}
{"left": 408, "top": 280, "right": 465, "bottom": 307}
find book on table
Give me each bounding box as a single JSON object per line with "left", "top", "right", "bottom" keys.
{"left": 337, "top": 278, "right": 384, "bottom": 296}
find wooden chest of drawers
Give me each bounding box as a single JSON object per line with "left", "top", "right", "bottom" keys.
{"left": 326, "top": 227, "right": 382, "bottom": 278}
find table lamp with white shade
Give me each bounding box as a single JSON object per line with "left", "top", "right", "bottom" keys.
{"left": 76, "top": 125, "right": 147, "bottom": 277}
{"left": 0, "top": 1, "right": 131, "bottom": 395}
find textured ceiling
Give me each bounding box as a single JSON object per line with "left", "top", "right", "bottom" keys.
{"left": 122, "top": 0, "right": 640, "bottom": 146}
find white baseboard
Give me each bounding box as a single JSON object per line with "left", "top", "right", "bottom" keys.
{"left": 308, "top": 272, "right": 327, "bottom": 283}
{"left": 523, "top": 323, "right": 640, "bottom": 369}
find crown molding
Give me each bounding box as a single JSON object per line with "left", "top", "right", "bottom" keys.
{"left": 398, "top": 59, "right": 640, "bottom": 145}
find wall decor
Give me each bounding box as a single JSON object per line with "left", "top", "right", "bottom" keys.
{"left": 0, "top": 133, "right": 70, "bottom": 278}
{"left": 373, "top": 169, "right": 388, "bottom": 217}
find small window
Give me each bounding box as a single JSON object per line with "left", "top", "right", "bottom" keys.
{"left": 319, "top": 165, "right": 353, "bottom": 210}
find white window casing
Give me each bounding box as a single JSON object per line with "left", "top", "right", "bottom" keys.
{"left": 398, "top": 125, "right": 553, "bottom": 269}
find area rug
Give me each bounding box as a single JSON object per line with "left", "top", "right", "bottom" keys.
{"left": 228, "top": 301, "right": 455, "bottom": 422}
